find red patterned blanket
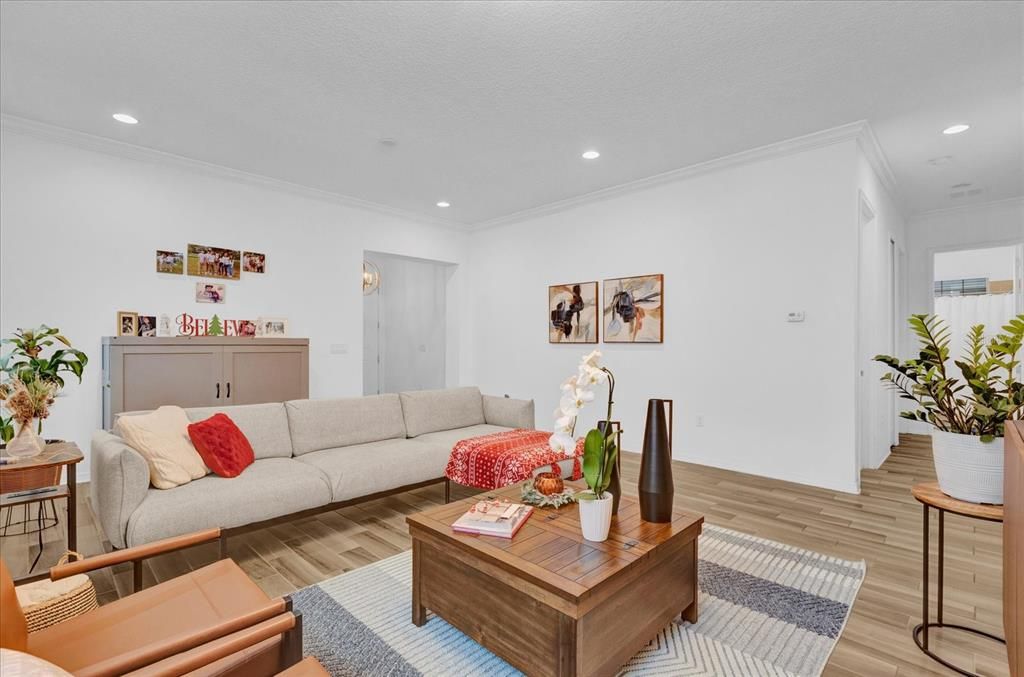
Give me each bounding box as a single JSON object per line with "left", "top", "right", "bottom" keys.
{"left": 444, "top": 429, "right": 584, "bottom": 490}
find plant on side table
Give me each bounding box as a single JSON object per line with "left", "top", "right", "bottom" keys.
{"left": 550, "top": 350, "right": 618, "bottom": 541}
{"left": 0, "top": 325, "right": 88, "bottom": 455}
{"left": 874, "top": 314, "right": 1023, "bottom": 504}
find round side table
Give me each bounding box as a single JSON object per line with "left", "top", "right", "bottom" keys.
{"left": 911, "top": 481, "right": 1004, "bottom": 677}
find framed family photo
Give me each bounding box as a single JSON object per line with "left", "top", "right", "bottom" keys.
{"left": 155, "top": 250, "right": 184, "bottom": 274}
{"left": 116, "top": 311, "right": 138, "bottom": 337}
{"left": 195, "top": 282, "right": 226, "bottom": 304}
{"left": 603, "top": 274, "right": 664, "bottom": 343}
{"left": 256, "top": 317, "right": 288, "bottom": 338}
{"left": 548, "top": 281, "right": 598, "bottom": 343}
{"left": 187, "top": 243, "right": 241, "bottom": 280}
{"left": 243, "top": 251, "right": 266, "bottom": 273}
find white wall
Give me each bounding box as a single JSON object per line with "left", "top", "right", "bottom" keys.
{"left": 933, "top": 245, "right": 1016, "bottom": 282}
{"left": 906, "top": 198, "right": 1024, "bottom": 317}
{"left": 854, "top": 147, "right": 907, "bottom": 474}
{"left": 362, "top": 252, "right": 451, "bottom": 394}
{"left": 464, "top": 140, "right": 862, "bottom": 493}
{"left": 0, "top": 128, "right": 467, "bottom": 479}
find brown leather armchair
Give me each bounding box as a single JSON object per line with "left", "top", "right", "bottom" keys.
{"left": 1, "top": 528, "right": 303, "bottom": 677}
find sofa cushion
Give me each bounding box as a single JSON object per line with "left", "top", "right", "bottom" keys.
{"left": 414, "top": 424, "right": 513, "bottom": 453}
{"left": 482, "top": 395, "right": 535, "bottom": 429}
{"left": 187, "top": 414, "right": 255, "bottom": 478}
{"left": 125, "top": 458, "right": 332, "bottom": 546}
{"left": 399, "top": 387, "right": 485, "bottom": 438}
{"left": 296, "top": 439, "right": 448, "bottom": 502}
{"left": 114, "top": 406, "right": 208, "bottom": 489}
{"left": 184, "top": 403, "right": 293, "bottom": 459}
{"left": 286, "top": 395, "right": 407, "bottom": 456}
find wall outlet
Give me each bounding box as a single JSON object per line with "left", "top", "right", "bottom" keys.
{"left": 696, "top": 415, "right": 705, "bottom": 427}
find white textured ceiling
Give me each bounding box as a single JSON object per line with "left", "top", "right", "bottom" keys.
{"left": 1, "top": 1, "right": 1021, "bottom": 225}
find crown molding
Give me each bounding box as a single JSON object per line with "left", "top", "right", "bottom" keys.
{"left": 0, "top": 114, "right": 469, "bottom": 232}
{"left": 471, "top": 121, "right": 880, "bottom": 231}
{"left": 910, "top": 195, "right": 1024, "bottom": 222}
{"left": 854, "top": 122, "right": 904, "bottom": 218}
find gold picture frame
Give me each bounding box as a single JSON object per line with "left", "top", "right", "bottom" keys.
{"left": 117, "top": 311, "right": 138, "bottom": 337}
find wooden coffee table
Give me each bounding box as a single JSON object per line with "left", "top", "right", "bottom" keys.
{"left": 406, "top": 482, "right": 703, "bottom": 677}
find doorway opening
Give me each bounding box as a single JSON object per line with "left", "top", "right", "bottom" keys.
{"left": 932, "top": 243, "right": 1022, "bottom": 379}
{"left": 856, "top": 192, "right": 900, "bottom": 483}
{"left": 362, "top": 251, "right": 456, "bottom": 395}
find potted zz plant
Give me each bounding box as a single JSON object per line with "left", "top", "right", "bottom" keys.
{"left": 874, "top": 314, "right": 1023, "bottom": 504}
{"left": 550, "top": 350, "right": 618, "bottom": 542}
{"left": 0, "top": 325, "right": 88, "bottom": 456}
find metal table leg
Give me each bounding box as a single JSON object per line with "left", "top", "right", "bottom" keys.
{"left": 912, "top": 504, "right": 1005, "bottom": 676}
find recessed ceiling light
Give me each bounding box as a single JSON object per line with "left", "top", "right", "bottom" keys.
{"left": 581, "top": 150, "right": 600, "bottom": 160}
{"left": 436, "top": 201, "right": 450, "bottom": 208}
{"left": 942, "top": 124, "right": 969, "bottom": 135}
{"left": 112, "top": 113, "right": 138, "bottom": 124}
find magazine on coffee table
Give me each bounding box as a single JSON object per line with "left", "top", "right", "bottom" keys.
{"left": 452, "top": 499, "right": 534, "bottom": 539}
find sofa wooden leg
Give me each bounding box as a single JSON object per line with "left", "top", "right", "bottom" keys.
{"left": 281, "top": 611, "right": 304, "bottom": 670}
{"left": 444, "top": 478, "right": 451, "bottom": 504}
{"left": 219, "top": 532, "right": 229, "bottom": 560}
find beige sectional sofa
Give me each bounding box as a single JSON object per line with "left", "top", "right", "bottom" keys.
{"left": 90, "top": 387, "right": 535, "bottom": 548}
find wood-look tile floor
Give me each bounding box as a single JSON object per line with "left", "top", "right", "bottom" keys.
{"left": 0, "top": 434, "right": 1008, "bottom": 676}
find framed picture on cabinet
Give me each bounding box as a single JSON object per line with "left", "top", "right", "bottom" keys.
{"left": 117, "top": 311, "right": 138, "bottom": 337}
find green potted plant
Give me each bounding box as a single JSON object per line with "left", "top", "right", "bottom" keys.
{"left": 0, "top": 325, "right": 88, "bottom": 453}
{"left": 874, "top": 314, "right": 1023, "bottom": 504}
{"left": 550, "top": 350, "right": 619, "bottom": 541}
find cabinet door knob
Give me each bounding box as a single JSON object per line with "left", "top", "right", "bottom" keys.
{"left": 226, "top": 382, "right": 231, "bottom": 398}
{"left": 216, "top": 382, "right": 221, "bottom": 399}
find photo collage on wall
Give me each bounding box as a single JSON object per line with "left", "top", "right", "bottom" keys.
{"left": 548, "top": 274, "right": 663, "bottom": 344}
{"left": 116, "top": 244, "right": 282, "bottom": 338}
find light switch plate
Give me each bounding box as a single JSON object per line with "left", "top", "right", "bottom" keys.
{"left": 786, "top": 311, "right": 806, "bottom": 323}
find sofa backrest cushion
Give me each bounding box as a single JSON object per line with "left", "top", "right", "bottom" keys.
{"left": 286, "top": 394, "right": 407, "bottom": 456}
{"left": 183, "top": 403, "right": 294, "bottom": 459}
{"left": 400, "top": 387, "right": 485, "bottom": 438}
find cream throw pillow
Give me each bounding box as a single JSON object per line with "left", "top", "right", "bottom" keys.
{"left": 114, "top": 406, "right": 208, "bottom": 489}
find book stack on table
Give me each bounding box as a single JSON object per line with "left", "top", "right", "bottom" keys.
{"left": 451, "top": 498, "right": 533, "bottom": 539}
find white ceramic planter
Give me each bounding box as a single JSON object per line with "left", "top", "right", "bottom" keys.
{"left": 578, "top": 492, "right": 613, "bottom": 542}
{"left": 931, "top": 430, "right": 1004, "bottom": 504}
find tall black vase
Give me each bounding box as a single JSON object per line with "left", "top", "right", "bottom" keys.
{"left": 597, "top": 420, "right": 622, "bottom": 514}
{"left": 639, "top": 399, "right": 674, "bottom": 522}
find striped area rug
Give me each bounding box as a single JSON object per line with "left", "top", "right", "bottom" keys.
{"left": 291, "top": 524, "right": 865, "bottom": 676}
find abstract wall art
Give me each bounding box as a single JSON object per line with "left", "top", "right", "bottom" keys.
{"left": 603, "top": 274, "right": 663, "bottom": 343}
{"left": 549, "top": 281, "right": 598, "bottom": 343}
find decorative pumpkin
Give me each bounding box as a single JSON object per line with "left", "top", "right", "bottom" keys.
{"left": 533, "top": 464, "right": 564, "bottom": 496}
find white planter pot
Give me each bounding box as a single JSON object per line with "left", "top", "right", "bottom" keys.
{"left": 578, "top": 492, "right": 613, "bottom": 542}
{"left": 931, "top": 430, "right": 1004, "bottom": 504}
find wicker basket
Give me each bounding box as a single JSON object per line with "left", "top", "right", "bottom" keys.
{"left": 15, "top": 552, "right": 98, "bottom": 632}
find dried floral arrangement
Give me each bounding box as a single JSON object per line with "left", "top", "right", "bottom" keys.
{"left": 0, "top": 325, "right": 87, "bottom": 443}
{"left": 2, "top": 378, "right": 58, "bottom": 428}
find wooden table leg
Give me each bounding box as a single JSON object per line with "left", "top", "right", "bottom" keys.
{"left": 682, "top": 541, "right": 699, "bottom": 623}
{"left": 67, "top": 464, "right": 77, "bottom": 553}
{"left": 412, "top": 539, "right": 426, "bottom": 626}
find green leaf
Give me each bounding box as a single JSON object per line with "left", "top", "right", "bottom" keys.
{"left": 582, "top": 428, "right": 605, "bottom": 493}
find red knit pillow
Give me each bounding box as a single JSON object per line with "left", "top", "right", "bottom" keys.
{"left": 187, "top": 413, "right": 254, "bottom": 478}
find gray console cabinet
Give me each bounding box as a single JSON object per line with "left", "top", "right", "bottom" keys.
{"left": 102, "top": 337, "right": 309, "bottom": 428}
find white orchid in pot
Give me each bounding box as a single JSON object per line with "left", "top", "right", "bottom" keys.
{"left": 875, "top": 314, "right": 1023, "bottom": 504}
{"left": 550, "top": 350, "right": 618, "bottom": 541}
